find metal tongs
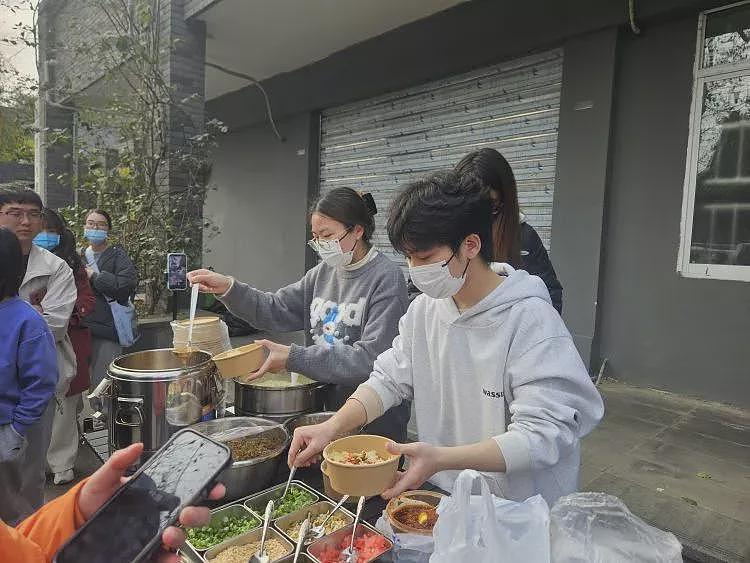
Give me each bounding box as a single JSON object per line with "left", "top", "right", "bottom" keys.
{"left": 311, "top": 494, "right": 350, "bottom": 539}
{"left": 339, "top": 496, "right": 365, "bottom": 563}
{"left": 292, "top": 518, "right": 310, "bottom": 563}
{"left": 249, "top": 500, "right": 274, "bottom": 563}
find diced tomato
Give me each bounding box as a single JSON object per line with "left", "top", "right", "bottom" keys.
{"left": 316, "top": 532, "right": 389, "bottom": 562}
{"left": 318, "top": 545, "right": 341, "bottom": 563}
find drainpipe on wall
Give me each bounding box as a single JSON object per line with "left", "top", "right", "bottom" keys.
{"left": 34, "top": 94, "right": 47, "bottom": 200}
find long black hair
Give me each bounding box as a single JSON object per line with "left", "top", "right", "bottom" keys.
{"left": 42, "top": 208, "right": 85, "bottom": 273}
{"left": 0, "top": 227, "right": 23, "bottom": 299}
{"left": 311, "top": 187, "right": 377, "bottom": 244}
{"left": 455, "top": 148, "right": 522, "bottom": 267}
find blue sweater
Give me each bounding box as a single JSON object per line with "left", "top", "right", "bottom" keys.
{"left": 0, "top": 297, "right": 58, "bottom": 435}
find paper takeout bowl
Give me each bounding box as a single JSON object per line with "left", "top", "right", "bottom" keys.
{"left": 212, "top": 343, "right": 266, "bottom": 379}
{"left": 385, "top": 490, "right": 445, "bottom": 536}
{"left": 322, "top": 434, "right": 399, "bottom": 497}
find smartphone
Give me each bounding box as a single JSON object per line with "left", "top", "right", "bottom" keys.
{"left": 167, "top": 252, "right": 188, "bottom": 291}
{"left": 54, "top": 429, "right": 231, "bottom": 563}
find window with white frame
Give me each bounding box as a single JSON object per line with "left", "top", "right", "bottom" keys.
{"left": 679, "top": 1, "right": 750, "bottom": 281}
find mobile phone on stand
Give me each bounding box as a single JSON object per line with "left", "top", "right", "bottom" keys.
{"left": 53, "top": 429, "right": 231, "bottom": 563}
{"left": 167, "top": 252, "right": 188, "bottom": 291}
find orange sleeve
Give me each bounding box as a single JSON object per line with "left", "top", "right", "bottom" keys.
{"left": 2, "top": 479, "right": 89, "bottom": 563}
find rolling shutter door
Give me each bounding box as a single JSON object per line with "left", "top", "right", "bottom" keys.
{"left": 319, "top": 48, "right": 563, "bottom": 271}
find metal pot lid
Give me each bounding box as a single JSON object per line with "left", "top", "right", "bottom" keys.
{"left": 108, "top": 348, "right": 215, "bottom": 381}
{"left": 234, "top": 371, "right": 320, "bottom": 389}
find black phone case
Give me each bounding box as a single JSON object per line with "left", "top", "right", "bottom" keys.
{"left": 53, "top": 428, "right": 231, "bottom": 563}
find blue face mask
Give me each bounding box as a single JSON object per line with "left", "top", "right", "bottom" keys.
{"left": 84, "top": 228, "right": 108, "bottom": 244}
{"left": 33, "top": 231, "right": 61, "bottom": 251}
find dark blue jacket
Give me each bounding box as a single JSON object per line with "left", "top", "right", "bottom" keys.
{"left": 0, "top": 297, "right": 58, "bottom": 435}
{"left": 520, "top": 222, "right": 563, "bottom": 313}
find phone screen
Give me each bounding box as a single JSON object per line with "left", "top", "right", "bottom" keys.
{"left": 55, "top": 430, "right": 229, "bottom": 563}
{"left": 167, "top": 253, "right": 187, "bottom": 291}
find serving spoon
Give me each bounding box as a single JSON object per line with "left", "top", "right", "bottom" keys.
{"left": 292, "top": 518, "right": 310, "bottom": 563}
{"left": 249, "top": 500, "right": 274, "bottom": 563}
{"left": 339, "top": 496, "right": 365, "bottom": 563}
{"left": 311, "top": 494, "right": 350, "bottom": 539}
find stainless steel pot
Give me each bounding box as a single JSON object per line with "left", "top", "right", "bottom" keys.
{"left": 284, "top": 411, "right": 338, "bottom": 434}
{"left": 89, "top": 348, "right": 224, "bottom": 462}
{"left": 190, "top": 416, "right": 290, "bottom": 500}
{"left": 234, "top": 378, "right": 325, "bottom": 419}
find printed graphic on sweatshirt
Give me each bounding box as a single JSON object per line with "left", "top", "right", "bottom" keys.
{"left": 309, "top": 297, "right": 365, "bottom": 346}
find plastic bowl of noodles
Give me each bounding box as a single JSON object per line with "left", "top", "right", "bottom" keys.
{"left": 190, "top": 416, "right": 290, "bottom": 500}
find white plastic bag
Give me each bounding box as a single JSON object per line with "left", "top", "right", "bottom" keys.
{"left": 550, "top": 493, "right": 682, "bottom": 563}
{"left": 430, "top": 469, "right": 550, "bottom": 563}
{"left": 375, "top": 515, "right": 433, "bottom": 563}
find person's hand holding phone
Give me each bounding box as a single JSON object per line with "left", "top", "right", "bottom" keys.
{"left": 78, "top": 443, "right": 226, "bottom": 562}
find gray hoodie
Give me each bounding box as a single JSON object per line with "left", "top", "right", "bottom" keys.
{"left": 219, "top": 251, "right": 411, "bottom": 443}
{"left": 361, "top": 264, "right": 604, "bottom": 505}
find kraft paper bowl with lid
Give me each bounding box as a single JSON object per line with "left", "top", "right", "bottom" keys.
{"left": 322, "top": 434, "right": 400, "bottom": 497}
{"left": 212, "top": 343, "right": 266, "bottom": 379}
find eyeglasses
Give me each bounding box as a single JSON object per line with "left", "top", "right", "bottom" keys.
{"left": 307, "top": 227, "right": 351, "bottom": 251}
{"left": 1, "top": 209, "right": 44, "bottom": 221}
{"left": 85, "top": 221, "right": 109, "bottom": 229}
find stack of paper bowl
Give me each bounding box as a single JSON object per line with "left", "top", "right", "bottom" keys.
{"left": 171, "top": 316, "right": 231, "bottom": 357}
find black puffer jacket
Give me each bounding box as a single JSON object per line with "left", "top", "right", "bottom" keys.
{"left": 83, "top": 245, "right": 138, "bottom": 341}
{"left": 406, "top": 222, "right": 563, "bottom": 313}
{"left": 520, "top": 222, "right": 563, "bottom": 313}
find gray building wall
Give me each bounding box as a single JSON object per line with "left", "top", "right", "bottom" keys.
{"left": 597, "top": 14, "right": 750, "bottom": 407}
{"left": 39, "top": 0, "right": 115, "bottom": 97}
{"left": 204, "top": 0, "right": 730, "bottom": 129}
{"left": 552, "top": 29, "right": 618, "bottom": 366}
{"left": 204, "top": 0, "right": 748, "bottom": 406}
{"left": 203, "top": 114, "right": 311, "bottom": 291}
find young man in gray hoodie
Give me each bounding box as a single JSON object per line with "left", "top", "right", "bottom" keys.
{"left": 289, "top": 172, "right": 604, "bottom": 506}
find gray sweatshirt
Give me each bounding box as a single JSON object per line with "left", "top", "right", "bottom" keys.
{"left": 220, "top": 251, "right": 411, "bottom": 442}
{"left": 356, "top": 264, "right": 604, "bottom": 505}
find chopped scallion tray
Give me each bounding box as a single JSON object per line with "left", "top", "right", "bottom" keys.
{"left": 186, "top": 512, "right": 260, "bottom": 550}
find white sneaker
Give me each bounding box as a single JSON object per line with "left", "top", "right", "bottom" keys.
{"left": 53, "top": 469, "right": 75, "bottom": 485}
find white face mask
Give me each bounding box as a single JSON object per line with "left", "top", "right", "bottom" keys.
{"left": 309, "top": 230, "right": 355, "bottom": 267}
{"left": 409, "top": 253, "right": 469, "bottom": 299}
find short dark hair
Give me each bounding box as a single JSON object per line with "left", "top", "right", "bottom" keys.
{"left": 387, "top": 171, "right": 493, "bottom": 262}
{"left": 0, "top": 227, "right": 24, "bottom": 299}
{"left": 86, "top": 208, "right": 112, "bottom": 229}
{"left": 0, "top": 189, "right": 44, "bottom": 210}
{"left": 312, "top": 187, "right": 377, "bottom": 243}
